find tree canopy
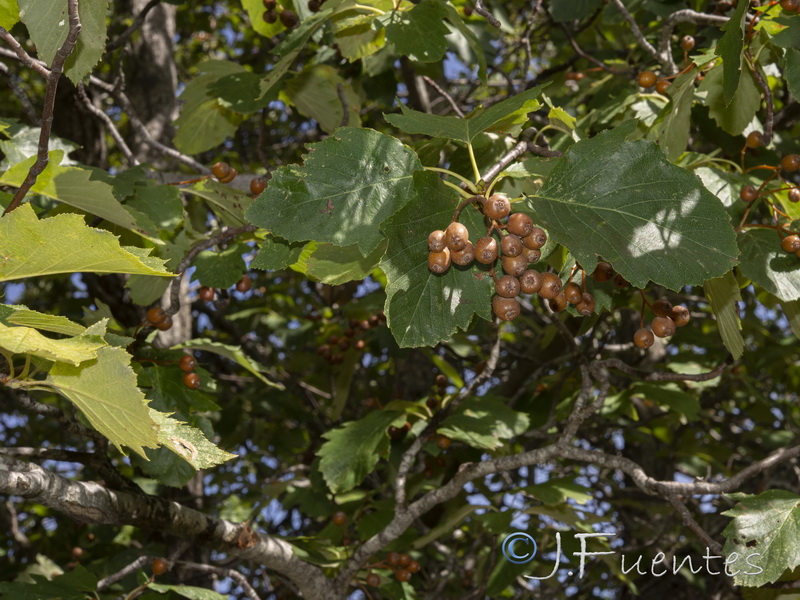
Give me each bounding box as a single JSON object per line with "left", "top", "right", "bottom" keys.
{"left": 1, "top": 0, "right": 800, "bottom": 598}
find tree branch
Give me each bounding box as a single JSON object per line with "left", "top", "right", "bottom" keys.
{"left": 422, "top": 75, "right": 465, "bottom": 118}
{"left": 0, "top": 26, "right": 49, "bottom": 77}
{"left": 77, "top": 83, "right": 139, "bottom": 167}
{"left": 608, "top": 0, "right": 660, "bottom": 64}
{"left": 473, "top": 0, "right": 501, "bottom": 28}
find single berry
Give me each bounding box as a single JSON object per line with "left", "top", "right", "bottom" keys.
{"left": 482, "top": 193, "right": 511, "bottom": 220}
{"left": 218, "top": 167, "right": 237, "bottom": 184}
{"left": 745, "top": 131, "right": 764, "bottom": 149}
{"left": 308, "top": 0, "right": 321, "bottom": 11}
{"left": 398, "top": 554, "right": 412, "bottom": 567}
{"left": 263, "top": 9, "right": 278, "bottom": 23}
{"left": 613, "top": 274, "right": 629, "bottom": 289}
{"left": 183, "top": 372, "right": 201, "bottom": 390}
{"left": 522, "top": 227, "right": 547, "bottom": 250}
{"left": 655, "top": 79, "right": 671, "bottom": 95}
{"left": 781, "top": 154, "right": 800, "bottom": 172}
{"left": 236, "top": 275, "right": 252, "bottom": 293}
{"left": 563, "top": 282, "right": 582, "bottom": 305}
{"left": 548, "top": 293, "right": 568, "bottom": 313}
{"left": 354, "top": 339, "right": 366, "bottom": 350}
{"left": 428, "top": 248, "right": 452, "bottom": 274}
{"left": 71, "top": 546, "right": 84, "bottom": 559}
{"left": 435, "top": 374, "right": 448, "bottom": 386}
{"left": 474, "top": 236, "right": 499, "bottom": 264}
{"left": 523, "top": 247, "right": 542, "bottom": 263}
{"left": 492, "top": 295, "right": 521, "bottom": 321}
{"left": 464, "top": 3, "right": 473, "bottom": 15}
{"left": 789, "top": 188, "right": 800, "bottom": 203}
{"left": 426, "top": 397, "right": 439, "bottom": 410}
{"left": 651, "top": 316, "right": 676, "bottom": 338}
{"left": 538, "top": 272, "right": 562, "bottom": 300}
{"left": 211, "top": 161, "right": 231, "bottom": 180}
{"left": 576, "top": 292, "right": 595, "bottom": 316}
{"left": 680, "top": 35, "right": 695, "bottom": 52}
{"left": 152, "top": 557, "right": 169, "bottom": 576}
{"left": 652, "top": 298, "right": 673, "bottom": 318}
{"left": 781, "top": 234, "right": 800, "bottom": 253}
{"left": 156, "top": 316, "right": 173, "bottom": 331}
{"left": 250, "top": 177, "right": 266, "bottom": 195}
{"left": 445, "top": 222, "right": 470, "bottom": 251}
{"left": 637, "top": 71, "right": 657, "bottom": 88}
{"left": 740, "top": 185, "right": 758, "bottom": 202}
{"left": 199, "top": 286, "right": 216, "bottom": 302}
{"left": 146, "top": 306, "right": 166, "bottom": 325}
{"left": 496, "top": 275, "right": 521, "bottom": 298}
{"left": 500, "top": 234, "right": 523, "bottom": 257}
{"left": 332, "top": 511, "right": 347, "bottom": 526}
{"left": 339, "top": 339, "right": 350, "bottom": 351}
{"left": 366, "top": 573, "right": 381, "bottom": 587}
{"left": 388, "top": 423, "right": 410, "bottom": 441}
{"left": 263, "top": 0, "right": 276, "bottom": 7}
{"left": 436, "top": 435, "right": 452, "bottom": 450}
{"left": 501, "top": 254, "right": 528, "bottom": 277}
{"left": 506, "top": 213, "right": 534, "bottom": 237}
{"left": 428, "top": 230, "right": 446, "bottom": 252}
{"left": 396, "top": 569, "right": 412, "bottom": 583}
{"left": 633, "top": 328, "right": 655, "bottom": 349}
{"left": 671, "top": 305, "right": 691, "bottom": 327}
{"left": 387, "top": 552, "right": 401, "bottom": 566}
{"left": 519, "top": 270, "right": 542, "bottom": 294}
{"left": 780, "top": 0, "right": 800, "bottom": 11}
{"left": 408, "top": 560, "right": 421, "bottom": 573}
{"left": 279, "top": 9, "right": 299, "bottom": 28}
{"left": 179, "top": 355, "right": 197, "bottom": 372}
{"left": 451, "top": 241, "right": 475, "bottom": 266}
{"left": 592, "top": 262, "right": 614, "bottom": 282}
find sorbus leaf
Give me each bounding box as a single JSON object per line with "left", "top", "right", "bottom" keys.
{"left": 703, "top": 271, "right": 744, "bottom": 360}
{"left": 738, "top": 229, "right": 800, "bottom": 302}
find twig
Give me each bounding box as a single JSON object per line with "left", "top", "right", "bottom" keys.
{"left": 749, "top": 59, "right": 774, "bottom": 144}
{"left": 4, "top": 499, "right": 30, "bottom": 546}
{"left": 336, "top": 83, "right": 349, "bottom": 129}
{"left": 0, "top": 61, "right": 40, "bottom": 124}
{"left": 481, "top": 141, "right": 528, "bottom": 188}
{"left": 560, "top": 24, "right": 630, "bottom": 76}
{"left": 175, "top": 561, "right": 263, "bottom": 600}
{"left": 0, "top": 27, "right": 48, "bottom": 77}
{"left": 77, "top": 84, "right": 139, "bottom": 167}
{"left": 106, "top": 0, "right": 162, "bottom": 51}
{"left": 473, "top": 0, "right": 501, "bottom": 28}
{"left": 0, "top": 47, "right": 115, "bottom": 92}
{"left": 589, "top": 358, "right": 729, "bottom": 382}
{"left": 97, "top": 556, "right": 151, "bottom": 590}
{"left": 609, "top": 0, "right": 661, "bottom": 64}
{"left": 2, "top": 0, "right": 82, "bottom": 216}
{"left": 526, "top": 141, "right": 563, "bottom": 158}
{"left": 421, "top": 75, "right": 465, "bottom": 118}
{"left": 665, "top": 492, "right": 723, "bottom": 554}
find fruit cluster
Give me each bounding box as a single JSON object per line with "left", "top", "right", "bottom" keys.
{"left": 364, "top": 552, "right": 422, "bottom": 587}
{"left": 316, "top": 312, "right": 385, "bottom": 365}
{"left": 633, "top": 298, "right": 691, "bottom": 349}
{"left": 262, "top": 0, "right": 298, "bottom": 27}
{"left": 145, "top": 306, "right": 173, "bottom": 332}
{"left": 427, "top": 193, "right": 596, "bottom": 322}
{"left": 178, "top": 353, "right": 201, "bottom": 390}
{"left": 198, "top": 275, "right": 252, "bottom": 304}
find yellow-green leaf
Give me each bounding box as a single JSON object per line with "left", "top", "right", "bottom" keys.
{"left": 0, "top": 322, "right": 106, "bottom": 365}
{"left": 149, "top": 409, "right": 237, "bottom": 470}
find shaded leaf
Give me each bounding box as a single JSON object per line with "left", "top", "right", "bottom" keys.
{"left": 550, "top": 0, "right": 602, "bottom": 22}
{"left": 147, "top": 582, "right": 228, "bottom": 600}
{"left": 0, "top": 565, "right": 96, "bottom": 600}
{"left": 525, "top": 477, "right": 592, "bottom": 505}
{"left": 64, "top": 0, "right": 108, "bottom": 84}
{"left": 385, "top": 0, "right": 449, "bottom": 62}
{"left": 176, "top": 338, "right": 283, "bottom": 388}
{"left": 183, "top": 179, "right": 253, "bottom": 227}
{"left": 192, "top": 243, "right": 247, "bottom": 289}
{"left": 781, "top": 299, "right": 800, "bottom": 338}
{"left": 738, "top": 229, "right": 800, "bottom": 302}
{"left": 704, "top": 271, "right": 745, "bottom": 359}
{"left": 438, "top": 397, "right": 529, "bottom": 450}
{"left": 654, "top": 69, "right": 696, "bottom": 161}
{"left": 715, "top": 0, "right": 749, "bottom": 104}
{"left": 282, "top": 65, "right": 361, "bottom": 133}
{"left": 699, "top": 65, "right": 760, "bottom": 135}
{"left": 251, "top": 236, "right": 306, "bottom": 271}
{"left": 303, "top": 241, "right": 386, "bottom": 285}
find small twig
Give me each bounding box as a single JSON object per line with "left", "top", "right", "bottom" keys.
{"left": 665, "top": 492, "right": 723, "bottom": 554}
{"left": 2, "top": 0, "right": 82, "bottom": 216}
{"left": 4, "top": 499, "right": 30, "bottom": 546}
{"left": 421, "top": 75, "right": 465, "bottom": 118}
{"left": 336, "top": 83, "right": 349, "bottom": 129}
{"left": 609, "top": 0, "right": 661, "bottom": 65}
{"left": 481, "top": 141, "right": 528, "bottom": 187}
{"left": 97, "top": 556, "right": 151, "bottom": 591}
{"left": 473, "top": 0, "right": 501, "bottom": 27}
{"left": 560, "top": 24, "right": 629, "bottom": 76}
{"left": 749, "top": 58, "right": 774, "bottom": 144}
{"left": 77, "top": 84, "right": 139, "bottom": 167}
{"left": 0, "top": 61, "right": 40, "bottom": 124}
{"left": 590, "top": 358, "right": 729, "bottom": 382}
{"left": 0, "top": 26, "right": 49, "bottom": 77}
{"left": 106, "top": 0, "right": 162, "bottom": 51}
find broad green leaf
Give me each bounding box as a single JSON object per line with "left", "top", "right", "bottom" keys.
{"left": 385, "top": 0, "right": 449, "bottom": 62}
{"left": 438, "top": 397, "right": 530, "bottom": 450}
{"left": 0, "top": 151, "right": 149, "bottom": 236}
{"left": 176, "top": 338, "right": 283, "bottom": 388}
{"left": 333, "top": 13, "right": 387, "bottom": 60}
{"left": 0, "top": 123, "right": 80, "bottom": 170}
{"left": 0, "top": 305, "right": 85, "bottom": 336}
{"left": 246, "top": 127, "right": 422, "bottom": 256}
{"left": 704, "top": 271, "right": 745, "bottom": 359}
{"left": 526, "top": 127, "right": 739, "bottom": 290}
{"left": 63, "top": 0, "right": 108, "bottom": 84}
{"left": 150, "top": 409, "right": 236, "bottom": 470}
{"left": 147, "top": 583, "right": 227, "bottom": 600}
{"left": 0, "top": 565, "right": 97, "bottom": 600}
{"left": 251, "top": 236, "right": 306, "bottom": 271}
{"left": 0, "top": 0, "right": 19, "bottom": 29}
{"left": 781, "top": 299, "right": 800, "bottom": 338}
{"left": 302, "top": 241, "right": 386, "bottom": 285}
{"left": 443, "top": 3, "right": 487, "bottom": 82}
{"left": 126, "top": 184, "right": 184, "bottom": 234}
{"left": 384, "top": 85, "right": 546, "bottom": 144}
{"left": 0, "top": 204, "right": 173, "bottom": 283}
{"left": 525, "top": 477, "right": 593, "bottom": 505}
{"left": 183, "top": 179, "right": 253, "bottom": 227}
{"left": 282, "top": 65, "right": 361, "bottom": 133}
{"left": 0, "top": 322, "right": 105, "bottom": 365}
{"left": 654, "top": 69, "right": 696, "bottom": 161}
{"left": 699, "top": 65, "right": 760, "bottom": 135}
{"left": 550, "top": 0, "right": 602, "bottom": 22}
{"left": 318, "top": 410, "right": 407, "bottom": 494}
{"left": 630, "top": 382, "right": 701, "bottom": 421}
{"left": 46, "top": 347, "right": 159, "bottom": 458}
{"left": 381, "top": 171, "right": 493, "bottom": 348}
{"left": 192, "top": 243, "right": 247, "bottom": 289}
{"left": 772, "top": 14, "right": 800, "bottom": 48}
{"left": 715, "top": 0, "right": 749, "bottom": 104}
{"left": 125, "top": 275, "right": 171, "bottom": 307}
{"left": 786, "top": 48, "right": 800, "bottom": 102}
{"left": 738, "top": 229, "right": 800, "bottom": 302}
{"left": 722, "top": 490, "right": 800, "bottom": 586}
{"left": 18, "top": 0, "right": 66, "bottom": 67}
{"left": 210, "top": 71, "right": 272, "bottom": 114}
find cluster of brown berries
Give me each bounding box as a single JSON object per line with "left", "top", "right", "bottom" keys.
{"left": 781, "top": 234, "right": 800, "bottom": 259}
{"left": 262, "top": 0, "right": 298, "bottom": 27}
{"left": 211, "top": 161, "right": 237, "bottom": 184}
{"left": 637, "top": 69, "right": 672, "bottom": 95}
{"left": 178, "top": 353, "right": 201, "bottom": 390}
{"left": 316, "top": 313, "right": 384, "bottom": 365}
{"left": 633, "top": 299, "right": 691, "bottom": 349}
{"left": 145, "top": 306, "right": 172, "bottom": 332}
{"left": 364, "top": 552, "right": 421, "bottom": 587}
{"left": 198, "top": 275, "right": 251, "bottom": 303}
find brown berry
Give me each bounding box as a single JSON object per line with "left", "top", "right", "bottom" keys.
{"left": 152, "top": 557, "right": 169, "bottom": 576}
{"left": 179, "top": 354, "right": 197, "bottom": 372}
{"left": 492, "top": 295, "right": 521, "bottom": 321}
{"left": 452, "top": 241, "right": 475, "bottom": 266}
{"left": 218, "top": 167, "right": 237, "bottom": 184}
{"left": 263, "top": 9, "right": 278, "bottom": 23}
{"left": 501, "top": 254, "right": 528, "bottom": 277}
{"left": 428, "top": 248, "right": 451, "bottom": 274}
{"left": 71, "top": 546, "right": 84, "bottom": 559}
{"left": 638, "top": 71, "right": 657, "bottom": 88}
{"left": 680, "top": 35, "right": 695, "bottom": 52}
{"left": 263, "top": 0, "right": 277, "bottom": 7}
{"left": 781, "top": 235, "right": 800, "bottom": 253}
{"left": 740, "top": 185, "right": 758, "bottom": 202}
{"left": 428, "top": 230, "right": 446, "bottom": 252}
{"left": 522, "top": 226, "right": 547, "bottom": 250}
{"left": 781, "top": 0, "right": 800, "bottom": 11}
{"left": 651, "top": 316, "right": 676, "bottom": 338}
{"left": 745, "top": 131, "right": 764, "bottom": 149}
{"left": 576, "top": 292, "right": 595, "bottom": 316}
{"left": 482, "top": 193, "right": 511, "bottom": 220}
{"left": 563, "top": 282, "right": 582, "bottom": 304}
{"left": 354, "top": 339, "right": 366, "bottom": 350}
{"left": 633, "top": 328, "right": 655, "bottom": 349}
{"left": 522, "top": 247, "right": 542, "bottom": 263}
{"left": 387, "top": 552, "right": 401, "bottom": 565}
{"left": 474, "top": 236, "right": 499, "bottom": 264}
{"left": 613, "top": 274, "right": 629, "bottom": 289}
{"left": 780, "top": 154, "right": 800, "bottom": 172}
{"left": 789, "top": 188, "right": 800, "bottom": 203}
{"left": 156, "top": 316, "right": 173, "bottom": 331}
{"left": 652, "top": 298, "right": 673, "bottom": 318}
{"left": 671, "top": 305, "right": 691, "bottom": 327}
{"left": 493, "top": 275, "right": 519, "bottom": 299}
{"left": 592, "top": 261, "right": 614, "bottom": 282}
{"left": 655, "top": 79, "right": 671, "bottom": 95}
{"left": 506, "top": 213, "right": 534, "bottom": 237}
{"left": 548, "top": 293, "right": 567, "bottom": 313}
{"left": 366, "top": 573, "right": 381, "bottom": 587}
{"left": 436, "top": 435, "right": 452, "bottom": 449}
{"left": 199, "top": 286, "right": 215, "bottom": 301}
{"left": 500, "top": 234, "right": 523, "bottom": 257}
{"left": 538, "top": 272, "right": 562, "bottom": 300}
{"left": 408, "top": 560, "right": 421, "bottom": 573}
{"left": 279, "top": 9, "right": 299, "bottom": 28}
{"left": 250, "top": 177, "right": 266, "bottom": 195}
{"left": 445, "top": 222, "right": 469, "bottom": 251}
{"left": 236, "top": 274, "right": 252, "bottom": 293}
{"left": 332, "top": 511, "right": 347, "bottom": 526}
{"left": 183, "top": 372, "right": 201, "bottom": 390}
{"left": 146, "top": 306, "right": 166, "bottom": 325}
{"left": 211, "top": 161, "right": 231, "bottom": 180}
{"left": 396, "top": 569, "right": 412, "bottom": 583}
{"left": 308, "top": 0, "right": 321, "bottom": 11}
{"left": 519, "top": 270, "right": 542, "bottom": 294}
{"left": 435, "top": 374, "right": 447, "bottom": 387}
{"left": 398, "top": 553, "right": 412, "bottom": 567}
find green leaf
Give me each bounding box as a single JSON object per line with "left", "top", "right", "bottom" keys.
{"left": 0, "top": 565, "right": 97, "bottom": 600}
{"left": 738, "top": 229, "right": 800, "bottom": 302}
{"left": 715, "top": 0, "right": 749, "bottom": 104}
{"left": 302, "top": 241, "right": 386, "bottom": 285}
{"left": 149, "top": 409, "right": 237, "bottom": 469}
{"left": 772, "top": 14, "right": 800, "bottom": 48}
{"left": 18, "top": 0, "right": 66, "bottom": 67}
{"left": 384, "top": 85, "right": 547, "bottom": 144}
{"left": 654, "top": 69, "right": 697, "bottom": 161}
{"left": 333, "top": 13, "right": 387, "bottom": 60}
{"left": 526, "top": 126, "right": 739, "bottom": 290}
{"left": 380, "top": 171, "right": 493, "bottom": 348}
{"left": 630, "top": 382, "right": 701, "bottom": 421}
{"left": 246, "top": 127, "right": 422, "bottom": 256}
{"left": 699, "top": 64, "right": 760, "bottom": 135}
{"left": 0, "top": 0, "right": 19, "bottom": 29}
{"left": 787, "top": 49, "right": 800, "bottom": 102}
{"left": 0, "top": 151, "right": 149, "bottom": 236}
{"left": 443, "top": 3, "right": 487, "bottom": 82}
{"left": 251, "top": 236, "right": 306, "bottom": 271}
{"left": 0, "top": 204, "right": 173, "bottom": 283}
{"left": 192, "top": 243, "right": 247, "bottom": 289}
{"left": 318, "top": 410, "right": 407, "bottom": 494}
{"left": 525, "top": 477, "right": 592, "bottom": 505}
{"left": 704, "top": 271, "right": 745, "bottom": 359}
{"left": 550, "top": 0, "right": 602, "bottom": 22}
{"left": 0, "top": 305, "right": 86, "bottom": 336}
{"left": 46, "top": 347, "right": 159, "bottom": 458}
{"left": 438, "top": 397, "right": 530, "bottom": 450}
{"left": 126, "top": 184, "right": 184, "bottom": 234}
{"left": 282, "top": 65, "right": 361, "bottom": 133}
{"left": 176, "top": 338, "right": 283, "bottom": 388}
{"left": 385, "top": 1, "right": 449, "bottom": 62}
{"left": 722, "top": 490, "right": 800, "bottom": 586}
{"left": 63, "top": 0, "right": 108, "bottom": 84}
{"left": 781, "top": 299, "right": 800, "bottom": 338}
{"left": 147, "top": 582, "right": 228, "bottom": 600}
{"left": 183, "top": 179, "right": 253, "bottom": 227}
{"left": 0, "top": 321, "right": 106, "bottom": 365}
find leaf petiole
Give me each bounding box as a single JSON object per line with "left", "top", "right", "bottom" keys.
{"left": 424, "top": 166, "right": 479, "bottom": 193}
